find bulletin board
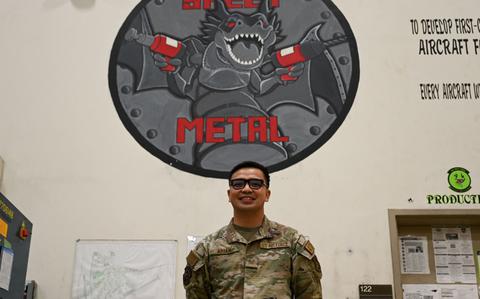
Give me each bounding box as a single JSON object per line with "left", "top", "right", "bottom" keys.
{"left": 389, "top": 209, "right": 480, "bottom": 299}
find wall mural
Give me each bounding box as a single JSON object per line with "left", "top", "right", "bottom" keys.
{"left": 109, "top": 0, "right": 359, "bottom": 178}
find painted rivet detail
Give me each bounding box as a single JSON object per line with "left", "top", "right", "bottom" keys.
{"left": 169, "top": 146, "right": 181, "bottom": 155}
{"left": 147, "top": 129, "right": 158, "bottom": 139}
{"left": 310, "top": 126, "right": 322, "bottom": 136}
{"left": 121, "top": 86, "right": 132, "bottom": 94}
{"left": 130, "top": 108, "right": 142, "bottom": 118}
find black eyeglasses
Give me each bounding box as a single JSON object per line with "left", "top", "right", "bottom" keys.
{"left": 229, "top": 178, "right": 267, "bottom": 190}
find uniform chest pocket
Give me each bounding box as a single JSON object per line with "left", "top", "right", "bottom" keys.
{"left": 258, "top": 240, "right": 291, "bottom": 274}
{"left": 208, "top": 246, "right": 241, "bottom": 277}
{"left": 209, "top": 246, "right": 239, "bottom": 256}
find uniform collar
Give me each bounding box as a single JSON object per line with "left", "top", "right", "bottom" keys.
{"left": 224, "top": 216, "right": 275, "bottom": 244}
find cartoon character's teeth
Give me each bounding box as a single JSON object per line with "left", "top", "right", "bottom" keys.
{"left": 226, "top": 33, "right": 265, "bottom": 45}
{"left": 226, "top": 41, "right": 264, "bottom": 66}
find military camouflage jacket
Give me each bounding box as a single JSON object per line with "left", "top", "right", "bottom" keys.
{"left": 183, "top": 217, "right": 322, "bottom": 298}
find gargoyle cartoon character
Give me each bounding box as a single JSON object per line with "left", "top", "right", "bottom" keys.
{"left": 127, "top": 0, "right": 307, "bottom": 101}
{"left": 110, "top": 0, "right": 359, "bottom": 177}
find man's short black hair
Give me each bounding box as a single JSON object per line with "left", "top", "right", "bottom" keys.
{"left": 229, "top": 161, "right": 270, "bottom": 187}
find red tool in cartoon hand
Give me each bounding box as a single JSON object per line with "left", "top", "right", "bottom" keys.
{"left": 268, "top": 24, "right": 349, "bottom": 82}
{"left": 125, "top": 28, "right": 186, "bottom": 72}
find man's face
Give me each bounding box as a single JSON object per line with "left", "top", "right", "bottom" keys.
{"left": 228, "top": 167, "right": 271, "bottom": 213}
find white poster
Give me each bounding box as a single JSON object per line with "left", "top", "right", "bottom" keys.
{"left": 403, "top": 284, "right": 479, "bottom": 299}
{"left": 432, "top": 227, "right": 476, "bottom": 283}
{"left": 72, "top": 240, "right": 177, "bottom": 299}
{"left": 400, "top": 236, "right": 430, "bottom": 274}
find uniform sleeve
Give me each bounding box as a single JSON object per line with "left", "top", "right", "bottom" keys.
{"left": 183, "top": 243, "right": 211, "bottom": 299}
{"left": 292, "top": 236, "right": 323, "bottom": 299}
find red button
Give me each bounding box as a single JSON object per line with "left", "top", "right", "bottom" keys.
{"left": 20, "top": 228, "right": 29, "bottom": 239}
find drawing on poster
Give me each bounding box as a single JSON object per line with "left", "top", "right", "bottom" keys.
{"left": 72, "top": 240, "right": 176, "bottom": 299}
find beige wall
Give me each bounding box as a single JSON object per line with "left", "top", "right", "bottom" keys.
{"left": 1, "top": 0, "right": 480, "bottom": 298}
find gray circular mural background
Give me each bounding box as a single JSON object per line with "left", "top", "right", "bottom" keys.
{"left": 109, "top": 0, "right": 359, "bottom": 178}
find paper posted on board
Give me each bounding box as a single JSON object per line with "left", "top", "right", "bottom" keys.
{"left": 0, "top": 247, "right": 13, "bottom": 291}
{"left": 477, "top": 250, "right": 480, "bottom": 283}
{"left": 400, "top": 236, "right": 430, "bottom": 274}
{"left": 403, "top": 284, "right": 479, "bottom": 299}
{"left": 432, "top": 227, "right": 476, "bottom": 283}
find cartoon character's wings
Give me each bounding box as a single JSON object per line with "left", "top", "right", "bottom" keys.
{"left": 116, "top": 9, "right": 168, "bottom": 91}
{"left": 116, "top": 8, "right": 205, "bottom": 93}
{"left": 256, "top": 24, "right": 349, "bottom": 116}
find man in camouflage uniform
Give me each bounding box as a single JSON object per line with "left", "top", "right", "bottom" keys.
{"left": 183, "top": 161, "right": 322, "bottom": 298}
